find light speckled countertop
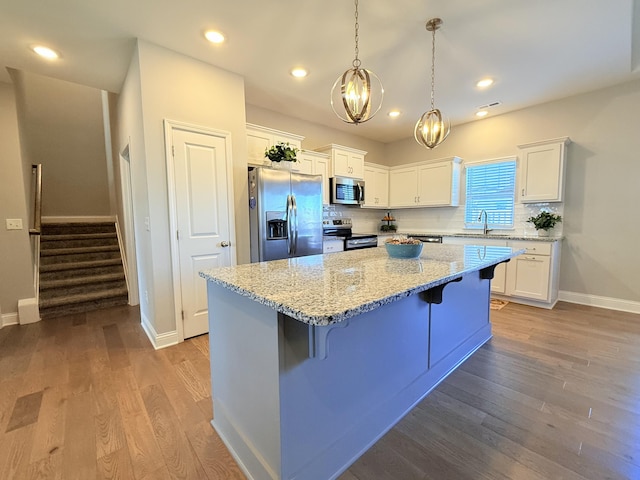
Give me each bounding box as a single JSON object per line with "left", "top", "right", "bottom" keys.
{"left": 378, "top": 231, "right": 562, "bottom": 242}
{"left": 200, "top": 244, "right": 523, "bottom": 326}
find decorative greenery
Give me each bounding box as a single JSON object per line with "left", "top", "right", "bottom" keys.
{"left": 265, "top": 142, "right": 298, "bottom": 162}
{"left": 527, "top": 211, "right": 562, "bottom": 231}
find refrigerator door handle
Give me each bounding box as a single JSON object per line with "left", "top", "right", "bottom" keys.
{"left": 286, "top": 194, "right": 293, "bottom": 255}
{"left": 291, "top": 194, "right": 298, "bottom": 255}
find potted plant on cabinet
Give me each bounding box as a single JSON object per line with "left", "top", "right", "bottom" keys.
{"left": 527, "top": 211, "right": 562, "bottom": 237}
{"left": 265, "top": 142, "right": 298, "bottom": 164}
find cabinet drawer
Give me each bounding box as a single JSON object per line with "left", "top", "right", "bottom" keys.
{"left": 509, "top": 241, "right": 551, "bottom": 256}
{"left": 323, "top": 240, "right": 344, "bottom": 253}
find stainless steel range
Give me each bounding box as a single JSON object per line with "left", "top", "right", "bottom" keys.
{"left": 322, "top": 218, "right": 378, "bottom": 251}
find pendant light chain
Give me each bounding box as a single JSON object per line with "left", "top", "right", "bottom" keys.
{"left": 353, "top": 0, "right": 361, "bottom": 68}
{"left": 430, "top": 25, "right": 436, "bottom": 110}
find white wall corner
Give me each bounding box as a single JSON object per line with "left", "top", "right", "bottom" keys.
{"left": 558, "top": 290, "right": 640, "bottom": 315}
{"left": 18, "top": 297, "right": 40, "bottom": 325}
{"left": 140, "top": 311, "right": 179, "bottom": 349}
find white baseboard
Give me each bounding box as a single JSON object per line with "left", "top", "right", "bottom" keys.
{"left": 1, "top": 312, "right": 19, "bottom": 328}
{"left": 42, "top": 215, "right": 117, "bottom": 223}
{"left": 558, "top": 290, "right": 640, "bottom": 315}
{"left": 18, "top": 297, "right": 40, "bottom": 325}
{"left": 141, "top": 311, "right": 179, "bottom": 349}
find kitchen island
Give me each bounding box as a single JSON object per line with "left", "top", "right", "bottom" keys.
{"left": 200, "top": 244, "right": 522, "bottom": 480}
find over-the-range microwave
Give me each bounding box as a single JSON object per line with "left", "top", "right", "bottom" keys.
{"left": 330, "top": 176, "right": 365, "bottom": 205}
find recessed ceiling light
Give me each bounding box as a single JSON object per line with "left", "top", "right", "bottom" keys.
{"left": 290, "top": 68, "right": 308, "bottom": 78}
{"left": 476, "top": 110, "right": 488, "bottom": 118}
{"left": 388, "top": 110, "right": 401, "bottom": 118}
{"left": 476, "top": 78, "right": 494, "bottom": 88}
{"left": 204, "top": 30, "right": 225, "bottom": 44}
{"left": 32, "top": 45, "right": 59, "bottom": 60}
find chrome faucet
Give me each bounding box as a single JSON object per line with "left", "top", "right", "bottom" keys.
{"left": 478, "top": 209, "right": 492, "bottom": 235}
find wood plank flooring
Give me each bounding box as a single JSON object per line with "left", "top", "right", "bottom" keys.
{"left": 0, "top": 301, "right": 638, "bottom": 479}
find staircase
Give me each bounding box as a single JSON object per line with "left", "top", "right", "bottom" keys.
{"left": 39, "top": 222, "right": 128, "bottom": 318}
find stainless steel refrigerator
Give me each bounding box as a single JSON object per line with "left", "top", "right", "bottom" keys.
{"left": 249, "top": 167, "right": 323, "bottom": 262}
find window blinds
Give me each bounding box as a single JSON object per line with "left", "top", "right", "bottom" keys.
{"left": 464, "top": 159, "right": 516, "bottom": 228}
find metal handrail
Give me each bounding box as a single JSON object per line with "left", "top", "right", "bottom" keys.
{"left": 29, "top": 164, "right": 42, "bottom": 235}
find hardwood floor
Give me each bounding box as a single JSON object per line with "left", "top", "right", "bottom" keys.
{"left": 1, "top": 301, "right": 638, "bottom": 479}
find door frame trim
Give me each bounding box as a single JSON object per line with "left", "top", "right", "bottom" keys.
{"left": 164, "top": 119, "right": 236, "bottom": 342}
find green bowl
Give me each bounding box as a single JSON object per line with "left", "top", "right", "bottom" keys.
{"left": 385, "top": 242, "right": 423, "bottom": 259}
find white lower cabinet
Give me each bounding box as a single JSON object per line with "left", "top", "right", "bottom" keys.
{"left": 323, "top": 238, "right": 344, "bottom": 254}
{"left": 442, "top": 237, "right": 560, "bottom": 306}
{"left": 505, "top": 241, "right": 555, "bottom": 304}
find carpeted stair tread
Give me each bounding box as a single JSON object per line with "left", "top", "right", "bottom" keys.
{"left": 39, "top": 295, "right": 128, "bottom": 319}
{"left": 39, "top": 286, "right": 128, "bottom": 309}
{"left": 40, "top": 272, "right": 125, "bottom": 290}
{"left": 39, "top": 280, "right": 126, "bottom": 300}
{"left": 41, "top": 222, "right": 117, "bottom": 235}
{"left": 40, "top": 258, "right": 122, "bottom": 273}
{"left": 41, "top": 232, "right": 117, "bottom": 241}
{"left": 40, "top": 245, "right": 120, "bottom": 256}
{"left": 40, "top": 250, "right": 121, "bottom": 265}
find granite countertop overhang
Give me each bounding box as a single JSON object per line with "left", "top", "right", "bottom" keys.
{"left": 376, "top": 231, "right": 563, "bottom": 242}
{"left": 200, "top": 244, "right": 523, "bottom": 326}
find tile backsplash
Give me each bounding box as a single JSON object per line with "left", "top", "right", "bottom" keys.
{"left": 327, "top": 203, "right": 564, "bottom": 236}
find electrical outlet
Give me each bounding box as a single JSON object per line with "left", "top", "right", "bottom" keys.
{"left": 6, "top": 219, "right": 23, "bottom": 230}
{"left": 144, "top": 216, "right": 150, "bottom": 231}
{"left": 144, "top": 290, "right": 149, "bottom": 304}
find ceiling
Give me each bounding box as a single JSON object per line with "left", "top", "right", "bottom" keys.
{"left": 1, "top": 0, "right": 638, "bottom": 143}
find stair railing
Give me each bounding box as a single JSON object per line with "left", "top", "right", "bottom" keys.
{"left": 29, "top": 164, "right": 43, "bottom": 302}
{"left": 29, "top": 164, "right": 42, "bottom": 236}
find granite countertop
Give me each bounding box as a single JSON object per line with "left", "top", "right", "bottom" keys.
{"left": 200, "top": 244, "right": 522, "bottom": 326}
{"left": 376, "top": 231, "right": 563, "bottom": 242}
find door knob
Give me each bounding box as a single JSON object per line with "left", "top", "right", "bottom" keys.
{"left": 221, "top": 241, "right": 230, "bottom": 247}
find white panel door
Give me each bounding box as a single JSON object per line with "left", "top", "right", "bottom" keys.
{"left": 172, "top": 128, "right": 234, "bottom": 338}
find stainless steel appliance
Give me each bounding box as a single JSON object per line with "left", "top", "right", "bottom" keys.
{"left": 249, "top": 167, "right": 323, "bottom": 262}
{"left": 413, "top": 235, "right": 443, "bottom": 243}
{"left": 330, "top": 176, "right": 365, "bottom": 205}
{"left": 323, "top": 218, "right": 378, "bottom": 251}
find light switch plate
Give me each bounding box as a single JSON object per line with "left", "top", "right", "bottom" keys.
{"left": 6, "top": 218, "right": 23, "bottom": 230}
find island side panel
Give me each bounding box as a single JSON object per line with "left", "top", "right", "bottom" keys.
{"left": 277, "top": 272, "right": 493, "bottom": 480}
{"left": 429, "top": 270, "right": 492, "bottom": 368}
{"left": 207, "top": 282, "right": 282, "bottom": 480}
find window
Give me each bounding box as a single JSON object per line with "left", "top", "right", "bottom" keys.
{"left": 464, "top": 159, "right": 516, "bottom": 229}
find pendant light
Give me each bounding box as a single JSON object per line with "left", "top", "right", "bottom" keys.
{"left": 415, "top": 18, "right": 450, "bottom": 149}
{"left": 331, "top": 0, "right": 383, "bottom": 124}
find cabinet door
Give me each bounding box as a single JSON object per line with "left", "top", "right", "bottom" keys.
{"left": 519, "top": 142, "right": 563, "bottom": 202}
{"left": 389, "top": 167, "right": 418, "bottom": 207}
{"left": 506, "top": 254, "right": 551, "bottom": 301}
{"left": 363, "top": 166, "right": 389, "bottom": 208}
{"left": 417, "top": 162, "right": 452, "bottom": 206}
{"left": 313, "top": 157, "right": 331, "bottom": 205}
{"left": 332, "top": 150, "right": 351, "bottom": 177}
{"left": 292, "top": 154, "right": 314, "bottom": 174}
{"left": 491, "top": 262, "right": 507, "bottom": 294}
{"left": 349, "top": 153, "right": 365, "bottom": 179}
{"left": 247, "top": 130, "right": 271, "bottom": 165}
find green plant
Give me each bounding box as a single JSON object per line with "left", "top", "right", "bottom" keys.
{"left": 527, "top": 211, "right": 562, "bottom": 231}
{"left": 265, "top": 142, "right": 298, "bottom": 162}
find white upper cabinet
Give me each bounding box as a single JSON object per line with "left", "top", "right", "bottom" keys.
{"left": 246, "top": 123, "right": 304, "bottom": 167}
{"left": 296, "top": 150, "right": 331, "bottom": 205}
{"left": 517, "top": 137, "right": 570, "bottom": 203}
{"left": 389, "top": 157, "right": 462, "bottom": 208}
{"left": 314, "top": 144, "right": 366, "bottom": 179}
{"left": 362, "top": 163, "right": 389, "bottom": 208}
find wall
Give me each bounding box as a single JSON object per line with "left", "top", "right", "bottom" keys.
{"left": 10, "top": 71, "right": 111, "bottom": 217}
{"left": 117, "top": 40, "right": 249, "bottom": 338}
{"left": 245, "top": 104, "right": 387, "bottom": 164}
{"left": 0, "top": 81, "right": 35, "bottom": 317}
{"left": 382, "top": 79, "right": 640, "bottom": 305}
